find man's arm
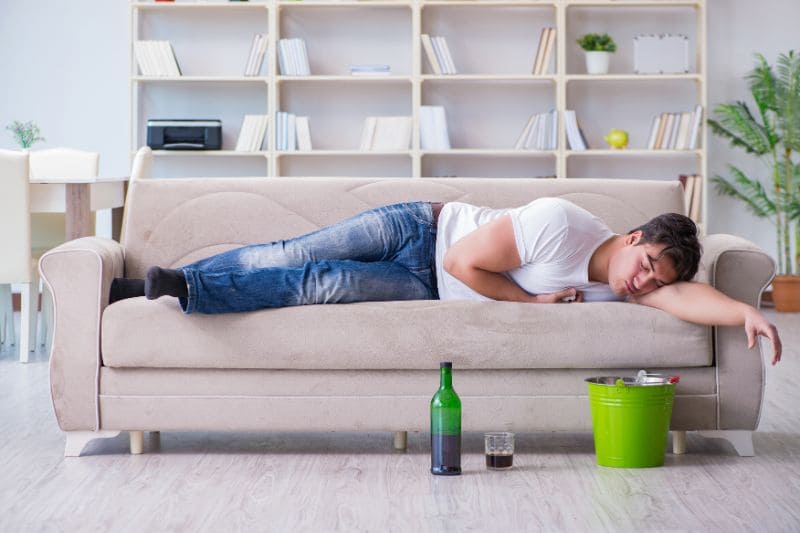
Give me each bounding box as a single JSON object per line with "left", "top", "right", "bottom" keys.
{"left": 443, "top": 215, "right": 580, "bottom": 304}
{"left": 632, "top": 281, "right": 782, "bottom": 365}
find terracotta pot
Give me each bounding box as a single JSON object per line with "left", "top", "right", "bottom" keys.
{"left": 772, "top": 275, "right": 800, "bottom": 312}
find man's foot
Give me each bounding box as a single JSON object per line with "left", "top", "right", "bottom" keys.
{"left": 145, "top": 267, "right": 188, "bottom": 300}
{"left": 109, "top": 278, "right": 145, "bottom": 304}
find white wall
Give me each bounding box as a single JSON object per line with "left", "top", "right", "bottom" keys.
{"left": 1, "top": 0, "right": 798, "bottom": 263}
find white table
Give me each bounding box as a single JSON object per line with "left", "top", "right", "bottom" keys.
{"left": 30, "top": 176, "right": 128, "bottom": 241}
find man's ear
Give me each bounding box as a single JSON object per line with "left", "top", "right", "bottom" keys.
{"left": 626, "top": 230, "right": 643, "bottom": 246}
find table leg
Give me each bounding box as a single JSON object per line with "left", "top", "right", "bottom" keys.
{"left": 65, "top": 183, "right": 92, "bottom": 241}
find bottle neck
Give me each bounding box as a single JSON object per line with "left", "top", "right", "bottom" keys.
{"left": 440, "top": 368, "right": 452, "bottom": 389}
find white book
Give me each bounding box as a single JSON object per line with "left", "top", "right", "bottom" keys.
{"left": 144, "top": 42, "right": 163, "bottom": 76}
{"left": 163, "top": 41, "right": 181, "bottom": 76}
{"left": 688, "top": 104, "right": 703, "bottom": 149}
{"left": 523, "top": 115, "right": 540, "bottom": 150}
{"left": 647, "top": 115, "right": 661, "bottom": 150}
{"left": 550, "top": 109, "right": 558, "bottom": 150}
{"left": 277, "top": 40, "right": 289, "bottom": 75}
{"left": 430, "top": 37, "right": 449, "bottom": 75}
{"left": 420, "top": 106, "right": 450, "bottom": 150}
{"left": 435, "top": 37, "right": 457, "bottom": 75}
{"left": 244, "top": 35, "right": 259, "bottom": 76}
{"left": 297, "top": 39, "right": 311, "bottom": 76}
{"left": 420, "top": 34, "right": 442, "bottom": 75}
{"left": 296, "top": 116, "right": 312, "bottom": 151}
{"left": 662, "top": 113, "right": 676, "bottom": 149}
{"left": 287, "top": 113, "right": 297, "bottom": 151}
{"left": 668, "top": 112, "right": 681, "bottom": 149}
{"left": 360, "top": 117, "right": 377, "bottom": 150}
{"left": 538, "top": 28, "right": 556, "bottom": 75}
{"left": 275, "top": 112, "right": 287, "bottom": 150}
{"left": 565, "top": 110, "right": 586, "bottom": 151}
{"left": 247, "top": 34, "right": 267, "bottom": 77}
{"left": 372, "top": 116, "right": 412, "bottom": 151}
{"left": 252, "top": 115, "right": 269, "bottom": 152}
{"left": 676, "top": 112, "right": 692, "bottom": 150}
{"left": 531, "top": 28, "right": 548, "bottom": 76}
{"left": 514, "top": 114, "right": 537, "bottom": 150}
{"left": 235, "top": 115, "right": 255, "bottom": 151}
{"left": 133, "top": 41, "right": 152, "bottom": 76}
{"left": 683, "top": 174, "right": 696, "bottom": 215}
{"left": 539, "top": 113, "right": 549, "bottom": 150}
{"left": 288, "top": 39, "right": 301, "bottom": 76}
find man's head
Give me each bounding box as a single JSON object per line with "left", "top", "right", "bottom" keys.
{"left": 608, "top": 213, "right": 702, "bottom": 298}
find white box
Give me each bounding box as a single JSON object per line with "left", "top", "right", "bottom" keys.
{"left": 634, "top": 34, "right": 689, "bottom": 74}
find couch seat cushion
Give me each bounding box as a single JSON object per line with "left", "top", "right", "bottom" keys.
{"left": 101, "top": 297, "right": 711, "bottom": 370}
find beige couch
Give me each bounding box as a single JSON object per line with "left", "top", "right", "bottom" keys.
{"left": 39, "top": 177, "right": 775, "bottom": 457}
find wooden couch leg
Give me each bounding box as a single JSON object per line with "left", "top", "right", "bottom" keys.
{"left": 672, "top": 430, "right": 686, "bottom": 454}
{"left": 130, "top": 431, "right": 144, "bottom": 455}
{"left": 393, "top": 431, "right": 408, "bottom": 450}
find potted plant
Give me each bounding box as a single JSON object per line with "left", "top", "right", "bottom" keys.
{"left": 577, "top": 33, "right": 617, "bottom": 75}
{"left": 6, "top": 120, "right": 45, "bottom": 150}
{"left": 708, "top": 50, "right": 800, "bottom": 312}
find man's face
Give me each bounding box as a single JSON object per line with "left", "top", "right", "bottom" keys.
{"left": 608, "top": 231, "right": 679, "bottom": 297}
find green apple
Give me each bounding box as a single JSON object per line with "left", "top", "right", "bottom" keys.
{"left": 604, "top": 128, "right": 629, "bottom": 149}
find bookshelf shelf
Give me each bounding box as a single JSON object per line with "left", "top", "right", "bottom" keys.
{"left": 130, "top": 0, "right": 707, "bottom": 223}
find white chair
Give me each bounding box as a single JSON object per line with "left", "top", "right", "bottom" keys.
{"left": 28, "top": 148, "right": 100, "bottom": 353}
{"left": 0, "top": 149, "right": 37, "bottom": 362}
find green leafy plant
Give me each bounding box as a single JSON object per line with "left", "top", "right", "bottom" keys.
{"left": 576, "top": 33, "right": 617, "bottom": 53}
{"left": 6, "top": 120, "right": 45, "bottom": 149}
{"left": 708, "top": 50, "right": 800, "bottom": 276}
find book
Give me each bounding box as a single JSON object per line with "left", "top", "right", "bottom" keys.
{"left": 681, "top": 173, "right": 695, "bottom": 214}
{"left": 690, "top": 174, "right": 702, "bottom": 222}
{"left": 434, "top": 36, "right": 457, "bottom": 75}
{"left": 663, "top": 113, "right": 676, "bottom": 149}
{"left": 688, "top": 104, "right": 703, "bottom": 149}
{"left": 161, "top": 41, "right": 181, "bottom": 76}
{"left": 244, "top": 34, "right": 260, "bottom": 76}
{"left": 537, "top": 28, "right": 556, "bottom": 75}
{"left": 565, "top": 110, "right": 586, "bottom": 151}
{"left": 371, "top": 116, "right": 412, "bottom": 151}
{"left": 420, "top": 106, "right": 450, "bottom": 150}
{"left": 654, "top": 112, "right": 669, "bottom": 149}
{"left": 515, "top": 114, "right": 538, "bottom": 150}
{"left": 431, "top": 37, "right": 450, "bottom": 75}
{"left": 251, "top": 34, "right": 268, "bottom": 76}
{"left": 420, "top": 34, "right": 442, "bottom": 75}
{"left": 531, "top": 28, "right": 549, "bottom": 75}
{"left": 296, "top": 116, "right": 312, "bottom": 151}
{"left": 360, "top": 117, "right": 377, "bottom": 150}
{"left": 287, "top": 113, "right": 297, "bottom": 151}
{"left": 646, "top": 115, "right": 661, "bottom": 150}
{"left": 675, "top": 112, "right": 692, "bottom": 150}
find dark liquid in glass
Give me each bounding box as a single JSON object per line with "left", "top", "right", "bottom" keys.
{"left": 431, "top": 434, "right": 461, "bottom": 475}
{"left": 486, "top": 453, "right": 513, "bottom": 469}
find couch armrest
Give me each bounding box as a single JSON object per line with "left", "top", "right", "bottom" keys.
{"left": 700, "top": 234, "right": 776, "bottom": 430}
{"left": 39, "top": 237, "right": 124, "bottom": 431}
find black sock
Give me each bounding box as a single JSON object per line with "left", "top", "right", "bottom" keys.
{"left": 145, "top": 267, "right": 188, "bottom": 300}
{"left": 109, "top": 278, "right": 145, "bottom": 304}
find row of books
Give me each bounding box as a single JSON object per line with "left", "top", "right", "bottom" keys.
{"left": 134, "top": 41, "right": 181, "bottom": 76}
{"left": 277, "top": 38, "right": 311, "bottom": 76}
{"left": 235, "top": 115, "right": 269, "bottom": 152}
{"left": 531, "top": 27, "right": 556, "bottom": 75}
{"left": 564, "top": 110, "right": 590, "bottom": 150}
{"left": 420, "top": 106, "right": 451, "bottom": 150}
{"left": 679, "top": 174, "right": 703, "bottom": 222}
{"left": 360, "top": 116, "right": 413, "bottom": 151}
{"left": 276, "top": 112, "right": 313, "bottom": 151}
{"left": 243, "top": 34, "right": 268, "bottom": 77}
{"left": 515, "top": 110, "right": 558, "bottom": 151}
{"left": 421, "top": 35, "right": 457, "bottom": 75}
{"left": 647, "top": 105, "right": 703, "bottom": 150}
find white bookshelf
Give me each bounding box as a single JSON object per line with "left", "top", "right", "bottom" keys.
{"left": 130, "top": 0, "right": 707, "bottom": 223}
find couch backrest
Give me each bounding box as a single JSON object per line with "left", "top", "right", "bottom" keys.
{"left": 120, "top": 177, "right": 685, "bottom": 278}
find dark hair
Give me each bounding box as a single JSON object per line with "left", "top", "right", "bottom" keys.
{"left": 628, "top": 213, "right": 702, "bottom": 282}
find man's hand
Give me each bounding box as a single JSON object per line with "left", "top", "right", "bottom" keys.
{"left": 533, "top": 288, "right": 584, "bottom": 304}
{"left": 743, "top": 307, "right": 782, "bottom": 365}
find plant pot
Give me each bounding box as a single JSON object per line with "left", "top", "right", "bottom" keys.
{"left": 585, "top": 51, "right": 611, "bottom": 75}
{"left": 772, "top": 275, "right": 800, "bottom": 312}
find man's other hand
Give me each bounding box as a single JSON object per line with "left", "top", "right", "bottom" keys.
{"left": 533, "top": 288, "right": 584, "bottom": 304}
{"left": 744, "top": 308, "right": 782, "bottom": 365}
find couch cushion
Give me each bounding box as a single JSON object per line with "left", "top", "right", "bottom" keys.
{"left": 101, "top": 298, "right": 711, "bottom": 370}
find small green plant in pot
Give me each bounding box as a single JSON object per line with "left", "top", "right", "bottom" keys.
{"left": 577, "top": 33, "right": 617, "bottom": 75}
{"left": 6, "top": 120, "right": 45, "bottom": 150}
{"left": 708, "top": 50, "right": 800, "bottom": 311}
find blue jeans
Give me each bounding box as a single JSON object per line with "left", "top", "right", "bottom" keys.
{"left": 179, "top": 202, "right": 438, "bottom": 314}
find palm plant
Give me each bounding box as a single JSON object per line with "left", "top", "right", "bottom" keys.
{"left": 708, "top": 50, "right": 800, "bottom": 276}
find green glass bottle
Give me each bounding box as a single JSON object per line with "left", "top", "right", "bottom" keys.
{"left": 430, "top": 361, "right": 462, "bottom": 475}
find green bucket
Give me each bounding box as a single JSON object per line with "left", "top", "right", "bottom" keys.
{"left": 585, "top": 374, "right": 677, "bottom": 468}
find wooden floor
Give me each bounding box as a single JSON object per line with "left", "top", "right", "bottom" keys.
{"left": 1, "top": 310, "right": 799, "bottom": 532}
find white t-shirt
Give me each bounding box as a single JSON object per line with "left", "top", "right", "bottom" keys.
{"left": 434, "top": 197, "right": 624, "bottom": 302}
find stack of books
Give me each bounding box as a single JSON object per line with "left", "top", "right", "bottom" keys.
{"left": 350, "top": 64, "right": 391, "bottom": 76}
{"left": 419, "top": 106, "right": 450, "bottom": 150}
{"left": 420, "top": 35, "right": 457, "bottom": 75}
{"left": 564, "top": 110, "right": 589, "bottom": 150}
{"left": 134, "top": 41, "right": 181, "bottom": 76}
{"left": 647, "top": 105, "right": 703, "bottom": 150}
{"left": 360, "top": 116, "right": 413, "bottom": 151}
{"left": 531, "top": 27, "right": 556, "bottom": 75}
{"left": 244, "top": 34, "right": 268, "bottom": 77}
{"left": 679, "top": 174, "right": 703, "bottom": 222}
{"left": 277, "top": 38, "right": 311, "bottom": 76}
{"left": 235, "top": 115, "right": 269, "bottom": 152}
{"left": 275, "top": 112, "right": 312, "bottom": 151}
{"left": 514, "top": 110, "right": 558, "bottom": 150}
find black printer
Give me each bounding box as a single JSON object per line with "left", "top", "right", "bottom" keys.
{"left": 147, "top": 119, "right": 222, "bottom": 150}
